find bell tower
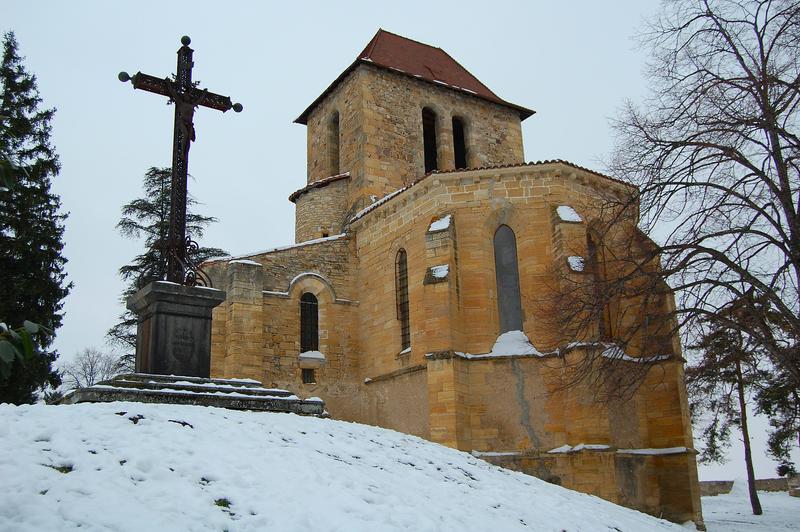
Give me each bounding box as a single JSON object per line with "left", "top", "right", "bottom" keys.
{"left": 290, "top": 29, "right": 534, "bottom": 243}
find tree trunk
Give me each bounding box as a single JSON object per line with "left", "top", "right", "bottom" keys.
{"left": 735, "top": 359, "right": 763, "bottom": 515}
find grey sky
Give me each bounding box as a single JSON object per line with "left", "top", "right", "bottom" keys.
{"left": 6, "top": 0, "right": 796, "bottom": 479}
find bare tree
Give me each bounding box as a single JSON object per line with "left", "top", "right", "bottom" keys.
{"left": 61, "top": 348, "right": 124, "bottom": 389}
{"left": 605, "top": 0, "right": 800, "bottom": 500}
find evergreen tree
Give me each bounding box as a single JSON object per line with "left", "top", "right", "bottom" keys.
{"left": 0, "top": 32, "right": 69, "bottom": 404}
{"left": 687, "top": 294, "right": 767, "bottom": 515}
{"left": 108, "top": 167, "right": 226, "bottom": 368}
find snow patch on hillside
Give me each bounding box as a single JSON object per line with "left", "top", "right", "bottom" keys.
{"left": 0, "top": 402, "right": 685, "bottom": 531}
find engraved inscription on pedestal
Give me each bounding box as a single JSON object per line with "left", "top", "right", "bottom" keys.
{"left": 171, "top": 326, "right": 196, "bottom": 373}
{"left": 127, "top": 281, "right": 225, "bottom": 378}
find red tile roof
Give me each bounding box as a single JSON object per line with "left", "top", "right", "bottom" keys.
{"left": 295, "top": 29, "right": 534, "bottom": 124}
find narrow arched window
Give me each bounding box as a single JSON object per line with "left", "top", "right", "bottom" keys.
{"left": 422, "top": 107, "right": 438, "bottom": 173}
{"left": 587, "top": 232, "right": 611, "bottom": 339}
{"left": 494, "top": 225, "right": 523, "bottom": 333}
{"left": 396, "top": 249, "right": 411, "bottom": 351}
{"left": 328, "top": 111, "right": 340, "bottom": 176}
{"left": 452, "top": 117, "right": 467, "bottom": 169}
{"left": 300, "top": 292, "right": 319, "bottom": 352}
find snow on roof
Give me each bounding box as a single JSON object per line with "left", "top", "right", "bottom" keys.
{"left": 219, "top": 234, "right": 347, "bottom": 262}
{"left": 556, "top": 205, "right": 582, "bottom": 223}
{"left": 1, "top": 402, "right": 686, "bottom": 531}
{"left": 428, "top": 214, "right": 452, "bottom": 232}
{"left": 567, "top": 256, "right": 585, "bottom": 272}
{"left": 229, "top": 259, "right": 262, "bottom": 266}
{"left": 347, "top": 186, "right": 410, "bottom": 224}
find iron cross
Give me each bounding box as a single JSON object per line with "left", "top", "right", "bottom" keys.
{"left": 119, "top": 35, "right": 242, "bottom": 285}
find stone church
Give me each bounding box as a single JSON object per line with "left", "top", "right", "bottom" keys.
{"left": 205, "top": 29, "right": 703, "bottom": 525}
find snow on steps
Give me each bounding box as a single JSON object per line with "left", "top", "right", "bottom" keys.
{"left": 58, "top": 373, "right": 325, "bottom": 416}
{"left": 0, "top": 402, "right": 684, "bottom": 531}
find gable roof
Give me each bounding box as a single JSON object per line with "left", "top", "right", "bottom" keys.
{"left": 295, "top": 29, "right": 534, "bottom": 125}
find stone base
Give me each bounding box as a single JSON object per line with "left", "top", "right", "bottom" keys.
{"left": 59, "top": 373, "right": 326, "bottom": 416}
{"left": 127, "top": 281, "right": 226, "bottom": 378}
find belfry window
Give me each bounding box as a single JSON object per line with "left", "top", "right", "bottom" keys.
{"left": 300, "top": 292, "right": 319, "bottom": 352}
{"left": 396, "top": 249, "right": 411, "bottom": 351}
{"left": 493, "top": 225, "right": 523, "bottom": 333}
{"left": 452, "top": 117, "right": 467, "bottom": 169}
{"left": 329, "top": 111, "right": 340, "bottom": 176}
{"left": 422, "top": 107, "right": 438, "bottom": 173}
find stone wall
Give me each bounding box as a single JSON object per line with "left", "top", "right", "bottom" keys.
{"left": 700, "top": 478, "right": 791, "bottom": 496}
{"left": 206, "top": 236, "right": 360, "bottom": 408}
{"left": 293, "top": 177, "right": 350, "bottom": 243}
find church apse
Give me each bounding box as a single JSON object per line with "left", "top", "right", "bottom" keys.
{"left": 205, "top": 29, "right": 703, "bottom": 527}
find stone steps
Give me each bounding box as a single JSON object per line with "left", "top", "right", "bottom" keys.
{"left": 59, "top": 374, "right": 325, "bottom": 417}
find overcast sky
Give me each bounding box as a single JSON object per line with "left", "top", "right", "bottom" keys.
{"left": 6, "top": 0, "right": 797, "bottom": 480}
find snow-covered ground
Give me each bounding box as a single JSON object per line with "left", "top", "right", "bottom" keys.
{"left": 0, "top": 402, "right": 686, "bottom": 531}
{"left": 699, "top": 480, "right": 798, "bottom": 532}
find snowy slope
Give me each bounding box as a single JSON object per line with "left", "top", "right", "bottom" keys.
{"left": 0, "top": 402, "right": 685, "bottom": 531}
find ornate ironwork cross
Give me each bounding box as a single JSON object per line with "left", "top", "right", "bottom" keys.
{"left": 119, "top": 36, "right": 242, "bottom": 286}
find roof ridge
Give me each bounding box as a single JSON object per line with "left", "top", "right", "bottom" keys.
{"left": 370, "top": 29, "right": 443, "bottom": 52}
{"left": 359, "top": 29, "right": 382, "bottom": 59}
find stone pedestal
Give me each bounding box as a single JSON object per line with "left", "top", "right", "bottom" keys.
{"left": 127, "top": 281, "right": 226, "bottom": 378}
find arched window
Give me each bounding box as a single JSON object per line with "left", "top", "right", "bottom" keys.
{"left": 493, "top": 225, "right": 523, "bottom": 333}
{"left": 452, "top": 117, "right": 467, "bottom": 169}
{"left": 422, "top": 107, "right": 438, "bottom": 173}
{"left": 300, "top": 292, "right": 319, "bottom": 352}
{"left": 587, "top": 232, "right": 611, "bottom": 339}
{"left": 396, "top": 249, "right": 411, "bottom": 351}
{"left": 328, "top": 111, "right": 340, "bottom": 176}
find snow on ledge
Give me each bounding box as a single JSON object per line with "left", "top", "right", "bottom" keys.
{"left": 556, "top": 205, "right": 582, "bottom": 223}
{"left": 299, "top": 350, "right": 326, "bottom": 361}
{"left": 489, "top": 331, "right": 541, "bottom": 356}
{"left": 616, "top": 446, "right": 688, "bottom": 456}
{"left": 426, "top": 338, "right": 673, "bottom": 363}
{"left": 601, "top": 345, "right": 671, "bottom": 363}
{"left": 471, "top": 450, "right": 522, "bottom": 458}
{"left": 548, "top": 444, "right": 689, "bottom": 456}
{"left": 547, "top": 443, "right": 611, "bottom": 454}
{"left": 567, "top": 256, "right": 585, "bottom": 272}
{"left": 430, "top": 264, "right": 449, "bottom": 279}
{"left": 428, "top": 214, "right": 452, "bottom": 232}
